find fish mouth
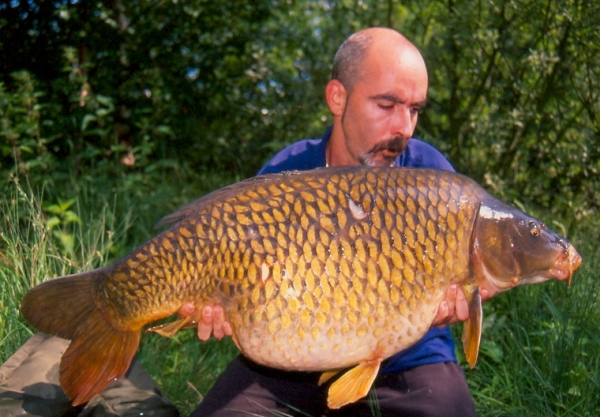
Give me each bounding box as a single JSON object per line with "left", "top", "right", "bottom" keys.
{"left": 478, "top": 243, "right": 582, "bottom": 295}
{"left": 523, "top": 244, "right": 581, "bottom": 287}
{"left": 551, "top": 244, "right": 582, "bottom": 287}
{"left": 550, "top": 266, "right": 571, "bottom": 280}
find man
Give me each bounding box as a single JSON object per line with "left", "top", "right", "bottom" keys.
{"left": 185, "top": 27, "right": 486, "bottom": 416}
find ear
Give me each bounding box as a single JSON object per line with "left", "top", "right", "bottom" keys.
{"left": 325, "top": 79, "right": 347, "bottom": 117}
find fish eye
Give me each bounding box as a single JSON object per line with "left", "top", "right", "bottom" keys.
{"left": 529, "top": 221, "right": 540, "bottom": 237}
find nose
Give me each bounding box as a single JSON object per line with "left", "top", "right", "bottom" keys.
{"left": 391, "top": 106, "right": 416, "bottom": 139}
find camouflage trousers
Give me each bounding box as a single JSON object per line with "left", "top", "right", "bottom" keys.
{"left": 0, "top": 333, "right": 180, "bottom": 417}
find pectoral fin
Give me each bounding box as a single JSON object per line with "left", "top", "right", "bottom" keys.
{"left": 319, "top": 369, "right": 344, "bottom": 385}
{"left": 461, "top": 286, "right": 483, "bottom": 368}
{"left": 146, "top": 316, "right": 196, "bottom": 337}
{"left": 327, "top": 359, "right": 381, "bottom": 409}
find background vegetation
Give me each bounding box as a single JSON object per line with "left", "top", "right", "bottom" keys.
{"left": 1, "top": 0, "right": 598, "bottom": 415}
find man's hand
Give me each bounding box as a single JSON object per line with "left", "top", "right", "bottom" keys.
{"left": 432, "top": 284, "right": 489, "bottom": 327}
{"left": 178, "top": 302, "right": 233, "bottom": 341}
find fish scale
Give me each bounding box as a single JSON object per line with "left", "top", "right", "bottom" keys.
{"left": 96, "top": 168, "right": 477, "bottom": 369}
{"left": 21, "top": 166, "right": 581, "bottom": 408}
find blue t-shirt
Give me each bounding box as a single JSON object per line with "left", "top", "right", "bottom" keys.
{"left": 257, "top": 127, "right": 457, "bottom": 373}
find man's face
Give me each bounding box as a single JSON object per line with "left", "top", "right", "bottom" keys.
{"left": 339, "top": 46, "right": 428, "bottom": 167}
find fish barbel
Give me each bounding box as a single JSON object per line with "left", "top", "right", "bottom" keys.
{"left": 21, "top": 167, "right": 582, "bottom": 408}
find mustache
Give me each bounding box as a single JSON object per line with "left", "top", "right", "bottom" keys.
{"left": 366, "top": 137, "right": 408, "bottom": 155}
{"left": 359, "top": 137, "right": 408, "bottom": 167}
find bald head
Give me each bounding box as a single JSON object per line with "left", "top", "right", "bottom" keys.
{"left": 325, "top": 27, "right": 429, "bottom": 167}
{"left": 331, "top": 28, "right": 426, "bottom": 92}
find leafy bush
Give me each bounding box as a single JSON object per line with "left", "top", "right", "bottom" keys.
{"left": 0, "top": 71, "right": 54, "bottom": 182}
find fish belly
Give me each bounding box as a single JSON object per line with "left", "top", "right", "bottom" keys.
{"left": 226, "top": 287, "right": 446, "bottom": 371}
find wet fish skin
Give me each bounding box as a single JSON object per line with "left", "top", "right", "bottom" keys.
{"left": 21, "top": 166, "right": 581, "bottom": 408}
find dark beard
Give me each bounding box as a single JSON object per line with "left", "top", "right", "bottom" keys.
{"left": 359, "top": 137, "right": 408, "bottom": 166}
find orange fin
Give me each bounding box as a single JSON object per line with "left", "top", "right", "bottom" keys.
{"left": 21, "top": 272, "right": 102, "bottom": 339}
{"left": 60, "top": 311, "right": 140, "bottom": 405}
{"left": 147, "top": 316, "right": 196, "bottom": 337}
{"left": 21, "top": 270, "right": 141, "bottom": 405}
{"left": 327, "top": 359, "right": 381, "bottom": 409}
{"left": 318, "top": 369, "right": 345, "bottom": 385}
{"left": 461, "top": 286, "right": 483, "bottom": 368}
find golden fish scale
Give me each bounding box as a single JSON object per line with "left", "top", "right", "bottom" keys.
{"left": 95, "top": 168, "right": 480, "bottom": 369}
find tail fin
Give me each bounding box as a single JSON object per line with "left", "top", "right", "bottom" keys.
{"left": 21, "top": 270, "right": 141, "bottom": 405}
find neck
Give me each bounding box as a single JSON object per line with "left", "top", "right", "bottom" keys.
{"left": 326, "top": 123, "right": 354, "bottom": 167}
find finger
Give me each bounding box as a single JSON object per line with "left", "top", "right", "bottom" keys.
{"left": 221, "top": 321, "right": 233, "bottom": 337}
{"left": 178, "top": 301, "right": 195, "bottom": 318}
{"left": 444, "top": 284, "right": 457, "bottom": 319}
{"left": 479, "top": 287, "right": 490, "bottom": 302}
{"left": 197, "top": 306, "right": 213, "bottom": 341}
{"left": 433, "top": 300, "right": 449, "bottom": 327}
{"left": 212, "top": 305, "right": 225, "bottom": 339}
{"left": 212, "top": 305, "right": 224, "bottom": 322}
{"left": 454, "top": 287, "right": 469, "bottom": 323}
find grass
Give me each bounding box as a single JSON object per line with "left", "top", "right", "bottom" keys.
{"left": 0, "top": 180, "right": 120, "bottom": 361}
{"left": 1, "top": 177, "right": 599, "bottom": 416}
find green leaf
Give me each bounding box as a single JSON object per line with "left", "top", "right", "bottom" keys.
{"left": 81, "top": 114, "right": 97, "bottom": 131}
{"left": 45, "top": 216, "right": 61, "bottom": 231}
{"left": 63, "top": 211, "right": 81, "bottom": 224}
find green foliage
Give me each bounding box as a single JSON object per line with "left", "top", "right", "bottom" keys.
{"left": 400, "top": 0, "right": 600, "bottom": 228}
{"left": 2, "top": 0, "right": 598, "bottom": 228}
{"left": 0, "top": 71, "right": 54, "bottom": 181}
{"left": 43, "top": 198, "right": 81, "bottom": 257}
{"left": 0, "top": 180, "right": 121, "bottom": 362}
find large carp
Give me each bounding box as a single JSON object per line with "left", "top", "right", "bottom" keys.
{"left": 21, "top": 167, "right": 581, "bottom": 408}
